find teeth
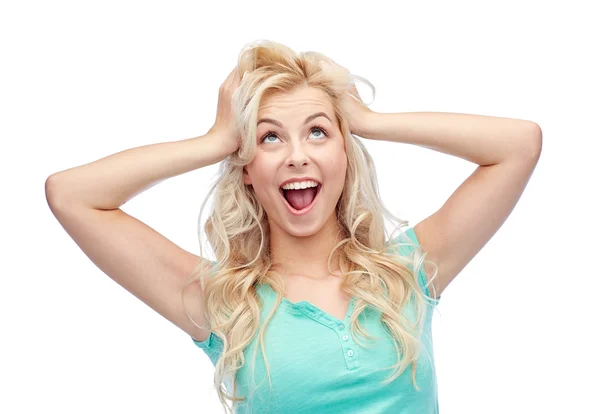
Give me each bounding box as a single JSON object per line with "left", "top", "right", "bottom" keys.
{"left": 281, "top": 180, "right": 319, "bottom": 190}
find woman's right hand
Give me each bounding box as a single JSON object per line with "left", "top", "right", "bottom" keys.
{"left": 208, "top": 66, "right": 243, "bottom": 154}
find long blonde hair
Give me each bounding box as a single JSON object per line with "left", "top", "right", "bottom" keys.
{"left": 182, "top": 40, "right": 439, "bottom": 413}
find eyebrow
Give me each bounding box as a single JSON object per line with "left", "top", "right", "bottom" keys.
{"left": 257, "top": 112, "right": 332, "bottom": 128}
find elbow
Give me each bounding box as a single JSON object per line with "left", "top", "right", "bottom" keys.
{"left": 523, "top": 122, "right": 543, "bottom": 161}
{"left": 45, "top": 174, "right": 68, "bottom": 209}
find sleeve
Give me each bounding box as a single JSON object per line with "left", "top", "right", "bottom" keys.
{"left": 190, "top": 260, "right": 225, "bottom": 365}
{"left": 393, "top": 227, "right": 441, "bottom": 304}
{"left": 192, "top": 332, "right": 224, "bottom": 366}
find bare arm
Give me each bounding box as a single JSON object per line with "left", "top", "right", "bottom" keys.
{"left": 46, "top": 130, "right": 237, "bottom": 342}
{"left": 46, "top": 131, "right": 237, "bottom": 210}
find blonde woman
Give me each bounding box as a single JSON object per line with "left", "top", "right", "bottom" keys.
{"left": 46, "top": 40, "right": 542, "bottom": 413}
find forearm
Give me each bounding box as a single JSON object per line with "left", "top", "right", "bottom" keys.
{"left": 46, "top": 131, "right": 234, "bottom": 210}
{"left": 359, "top": 111, "right": 542, "bottom": 166}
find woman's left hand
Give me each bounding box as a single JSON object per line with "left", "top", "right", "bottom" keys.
{"left": 321, "top": 59, "right": 374, "bottom": 137}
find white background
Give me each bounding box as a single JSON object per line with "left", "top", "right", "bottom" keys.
{"left": 2, "top": 0, "right": 598, "bottom": 413}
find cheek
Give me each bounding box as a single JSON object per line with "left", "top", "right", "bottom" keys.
{"left": 246, "top": 157, "right": 276, "bottom": 193}
{"left": 322, "top": 154, "right": 347, "bottom": 188}
{"left": 329, "top": 146, "right": 348, "bottom": 171}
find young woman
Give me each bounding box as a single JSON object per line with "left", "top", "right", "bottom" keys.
{"left": 46, "top": 40, "right": 542, "bottom": 413}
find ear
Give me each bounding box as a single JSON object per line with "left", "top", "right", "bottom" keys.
{"left": 243, "top": 166, "right": 252, "bottom": 185}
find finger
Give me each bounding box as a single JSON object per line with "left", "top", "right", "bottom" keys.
{"left": 226, "top": 67, "right": 241, "bottom": 86}
{"left": 230, "top": 66, "right": 240, "bottom": 78}
{"left": 348, "top": 82, "right": 361, "bottom": 99}
{"left": 329, "top": 58, "right": 349, "bottom": 73}
{"left": 235, "top": 68, "right": 246, "bottom": 82}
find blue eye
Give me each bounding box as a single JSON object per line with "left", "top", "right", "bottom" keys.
{"left": 260, "top": 126, "right": 328, "bottom": 144}
{"left": 310, "top": 127, "right": 326, "bottom": 139}
{"left": 262, "top": 134, "right": 280, "bottom": 144}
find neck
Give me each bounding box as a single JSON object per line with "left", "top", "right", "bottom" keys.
{"left": 269, "top": 214, "right": 344, "bottom": 280}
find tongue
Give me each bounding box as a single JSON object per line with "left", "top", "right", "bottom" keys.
{"left": 284, "top": 187, "right": 318, "bottom": 210}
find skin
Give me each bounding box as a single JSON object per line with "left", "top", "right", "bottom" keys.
{"left": 242, "top": 86, "right": 348, "bottom": 282}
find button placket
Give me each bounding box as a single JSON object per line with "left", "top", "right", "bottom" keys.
{"left": 336, "top": 322, "right": 357, "bottom": 367}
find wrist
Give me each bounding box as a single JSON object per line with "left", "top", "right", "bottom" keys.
{"left": 355, "top": 110, "right": 378, "bottom": 138}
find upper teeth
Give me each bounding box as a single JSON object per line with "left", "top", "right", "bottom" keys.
{"left": 281, "top": 180, "right": 319, "bottom": 190}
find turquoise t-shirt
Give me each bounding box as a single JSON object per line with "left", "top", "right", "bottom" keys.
{"left": 192, "top": 227, "right": 441, "bottom": 413}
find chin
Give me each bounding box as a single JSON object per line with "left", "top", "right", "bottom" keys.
{"left": 267, "top": 213, "right": 323, "bottom": 238}
{"left": 283, "top": 221, "right": 324, "bottom": 238}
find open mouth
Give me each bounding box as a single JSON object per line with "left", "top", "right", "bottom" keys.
{"left": 279, "top": 184, "right": 322, "bottom": 215}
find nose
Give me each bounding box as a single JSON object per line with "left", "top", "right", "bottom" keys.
{"left": 285, "top": 140, "right": 310, "bottom": 168}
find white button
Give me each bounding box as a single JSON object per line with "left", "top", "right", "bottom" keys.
{"left": 337, "top": 324, "right": 344, "bottom": 331}
{"left": 342, "top": 334, "right": 349, "bottom": 341}
{"left": 347, "top": 349, "right": 354, "bottom": 357}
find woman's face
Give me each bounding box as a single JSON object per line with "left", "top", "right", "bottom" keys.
{"left": 243, "top": 86, "right": 348, "bottom": 238}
